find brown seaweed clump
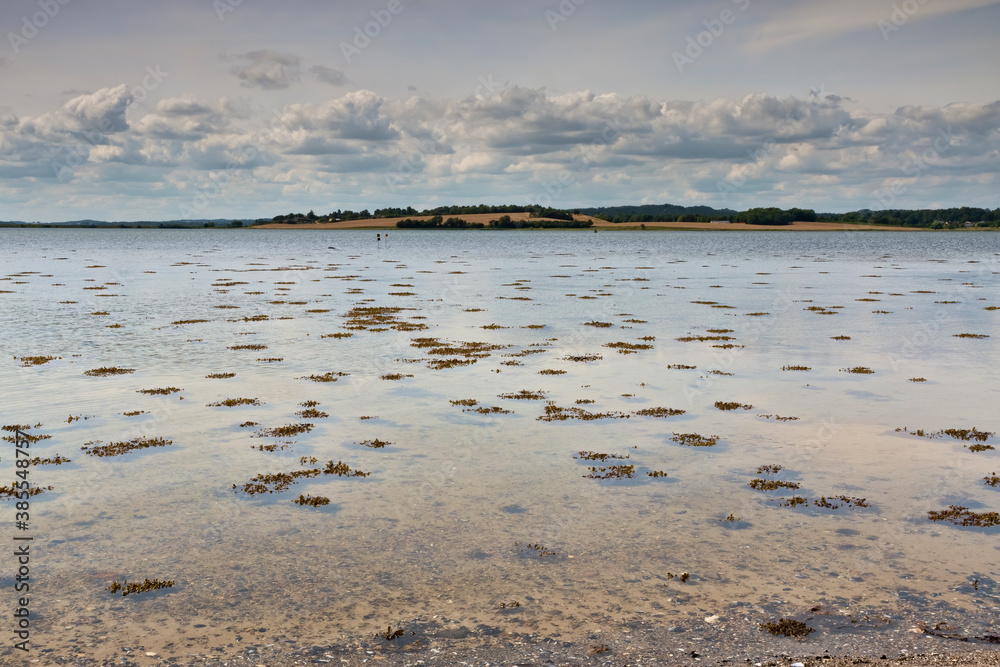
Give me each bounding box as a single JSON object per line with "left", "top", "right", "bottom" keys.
{"left": 0, "top": 482, "right": 52, "bottom": 498}
{"left": 672, "top": 433, "right": 718, "bottom": 447}
{"left": 428, "top": 358, "right": 478, "bottom": 370}
{"left": 84, "top": 367, "right": 135, "bottom": 377}
{"left": 564, "top": 354, "right": 602, "bottom": 362}
{"left": 583, "top": 321, "right": 613, "bottom": 328}
{"left": 831, "top": 335, "right": 851, "bottom": 340}
{"left": 293, "top": 494, "right": 331, "bottom": 507}
{"left": 343, "top": 305, "right": 428, "bottom": 332}
{"left": 323, "top": 460, "right": 371, "bottom": 477}
{"left": 298, "top": 371, "right": 349, "bottom": 382}
{"left": 208, "top": 398, "right": 261, "bottom": 407}
{"left": 969, "top": 444, "right": 996, "bottom": 453}
{"left": 539, "top": 369, "right": 567, "bottom": 375}
{"left": 233, "top": 468, "right": 323, "bottom": 496}
{"left": 229, "top": 344, "right": 267, "bottom": 351}
{"left": 575, "top": 451, "right": 629, "bottom": 462}
{"left": 29, "top": 455, "right": 70, "bottom": 465}
{"left": 467, "top": 406, "right": 513, "bottom": 414}
{"left": 585, "top": 464, "right": 636, "bottom": 480}
{"left": 450, "top": 399, "right": 478, "bottom": 407}
{"left": 499, "top": 390, "right": 547, "bottom": 400}
{"left": 782, "top": 365, "right": 811, "bottom": 371}
{"left": 604, "top": 341, "right": 653, "bottom": 354}
{"left": 927, "top": 506, "right": 1000, "bottom": 527}
{"left": 647, "top": 471, "right": 668, "bottom": 478}
{"left": 633, "top": 407, "right": 685, "bottom": 418}
{"left": 984, "top": 473, "right": 999, "bottom": 488}
{"left": 255, "top": 423, "right": 314, "bottom": 438}
{"left": 360, "top": 439, "right": 391, "bottom": 449}
{"left": 760, "top": 618, "right": 814, "bottom": 638}
{"left": 105, "top": 578, "right": 174, "bottom": 596}
{"left": 18, "top": 355, "right": 60, "bottom": 367}
{"left": 715, "top": 401, "right": 753, "bottom": 411}
{"left": 954, "top": 333, "right": 990, "bottom": 339}
{"left": 539, "top": 404, "right": 628, "bottom": 421}
{"left": 206, "top": 372, "right": 236, "bottom": 379}
{"left": 516, "top": 541, "right": 556, "bottom": 557}
{"left": 2, "top": 429, "right": 52, "bottom": 444}
{"left": 137, "top": 387, "right": 182, "bottom": 395}
{"left": 749, "top": 479, "right": 801, "bottom": 491}
{"left": 676, "top": 335, "right": 735, "bottom": 342}
{"left": 814, "top": 496, "right": 870, "bottom": 509}
{"left": 296, "top": 407, "right": 329, "bottom": 419}
{"left": 895, "top": 427, "right": 994, "bottom": 442}
{"left": 380, "top": 373, "right": 413, "bottom": 381}
{"left": 841, "top": 367, "right": 874, "bottom": 374}
{"left": 236, "top": 460, "right": 370, "bottom": 495}
{"left": 909, "top": 377, "right": 927, "bottom": 382}
{"left": 757, "top": 464, "right": 783, "bottom": 475}
{"left": 82, "top": 437, "right": 172, "bottom": 457}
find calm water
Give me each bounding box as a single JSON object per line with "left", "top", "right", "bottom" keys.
{"left": 1, "top": 229, "right": 998, "bottom": 660}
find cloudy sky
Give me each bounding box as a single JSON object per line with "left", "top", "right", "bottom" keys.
{"left": 1, "top": 0, "right": 998, "bottom": 221}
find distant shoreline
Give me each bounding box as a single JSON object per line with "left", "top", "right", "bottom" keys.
{"left": 254, "top": 214, "right": 925, "bottom": 231}
{"left": 3, "top": 218, "right": 994, "bottom": 232}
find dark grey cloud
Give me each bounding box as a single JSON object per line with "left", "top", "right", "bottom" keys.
{"left": 309, "top": 65, "right": 348, "bottom": 87}
{"left": 228, "top": 51, "right": 301, "bottom": 90}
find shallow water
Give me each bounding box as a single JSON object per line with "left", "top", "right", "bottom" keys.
{"left": 1, "top": 229, "right": 998, "bottom": 660}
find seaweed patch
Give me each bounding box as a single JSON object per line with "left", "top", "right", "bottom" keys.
{"left": 105, "top": 578, "right": 174, "bottom": 596}
{"left": 82, "top": 437, "right": 172, "bottom": 457}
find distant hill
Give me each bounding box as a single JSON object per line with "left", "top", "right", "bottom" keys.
{"left": 0, "top": 219, "right": 258, "bottom": 228}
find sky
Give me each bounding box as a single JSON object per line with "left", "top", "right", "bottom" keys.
{"left": 0, "top": 0, "right": 998, "bottom": 221}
